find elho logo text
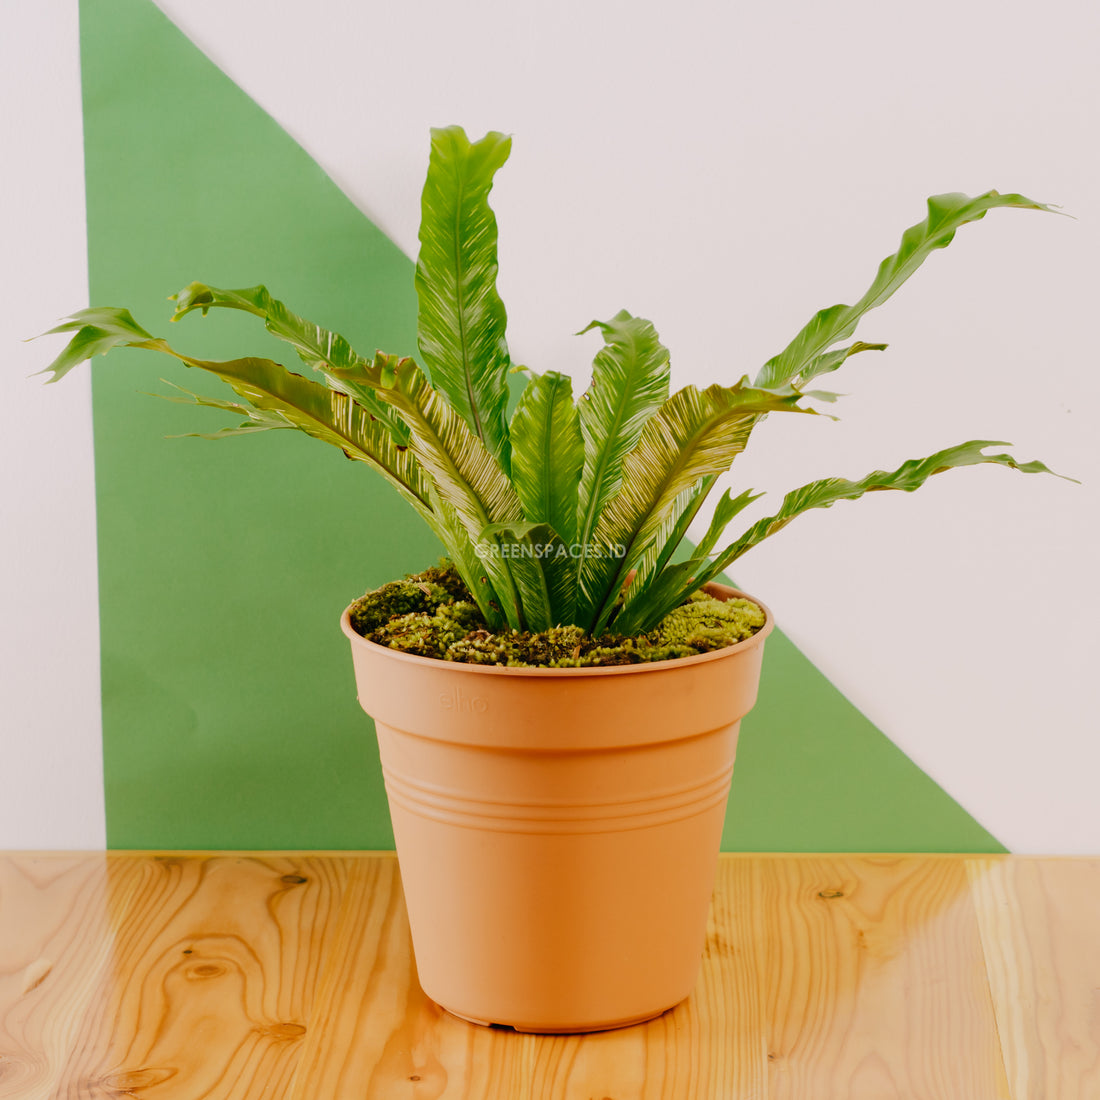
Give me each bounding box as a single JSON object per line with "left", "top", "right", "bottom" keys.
{"left": 439, "top": 689, "right": 488, "bottom": 714}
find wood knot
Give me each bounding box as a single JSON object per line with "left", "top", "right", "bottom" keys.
{"left": 706, "top": 932, "right": 734, "bottom": 958}
{"left": 186, "top": 962, "right": 226, "bottom": 979}
{"left": 280, "top": 874, "right": 308, "bottom": 885}
{"left": 817, "top": 888, "right": 845, "bottom": 900}
{"left": 259, "top": 1022, "right": 307, "bottom": 1041}
{"left": 101, "top": 1067, "right": 177, "bottom": 1092}
{"left": 20, "top": 958, "right": 52, "bottom": 995}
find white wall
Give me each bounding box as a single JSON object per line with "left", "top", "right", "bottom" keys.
{"left": 3, "top": 0, "right": 1097, "bottom": 851}
{"left": 0, "top": 0, "right": 104, "bottom": 848}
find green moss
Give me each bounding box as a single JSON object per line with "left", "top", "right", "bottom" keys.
{"left": 442, "top": 632, "right": 510, "bottom": 665}
{"left": 370, "top": 601, "right": 485, "bottom": 658}
{"left": 650, "top": 595, "right": 766, "bottom": 650}
{"left": 349, "top": 562, "right": 765, "bottom": 667}
{"left": 413, "top": 560, "right": 472, "bottom": 602}
{"left": 346, "top": 558, "right": 469, "bottom": 636}
{"left": 347, "top": 579, "right": 451, "bottom": 636}
{"left": 447, "top": 624, "right": 591, "bottom": 667}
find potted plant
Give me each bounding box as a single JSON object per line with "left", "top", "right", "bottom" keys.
{"left": 38, "top": 126, "right": 1065, "bottom": 1033}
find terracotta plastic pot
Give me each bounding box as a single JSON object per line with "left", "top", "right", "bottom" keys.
{"left": 341, "top": 582, "right": 773, "bottom": 1033}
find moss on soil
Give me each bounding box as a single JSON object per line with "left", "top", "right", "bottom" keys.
{"left": 348, "top": 561, "right": 766, "bottom": 668}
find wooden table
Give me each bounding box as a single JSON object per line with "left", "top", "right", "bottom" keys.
{"left": 1, "top": 852, "right": 1097, "bottom": 1099}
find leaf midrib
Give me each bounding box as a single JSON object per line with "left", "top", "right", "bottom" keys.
{"left": 540, "top": 381, "right": 560, "bottom": 528}
{"left": 576, "top": 328, "right": 648, "bottom": 566}
{"left": 449, "top": 156, "right": 483, "bottom": 443}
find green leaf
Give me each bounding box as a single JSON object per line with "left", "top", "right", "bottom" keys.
{"left": 367, "top": 352, "right": 548, "bottom": 631}
{"left": 622, "top": 439, "right": 1073, "bottom": 636}
{"left": 374, "top": 352, "right": 518, "bottom": 544}
{"left": 705, "top": 439, "right": 1073, "bottom": 583}
{"left": 481, "top": 518, "right": 579, "bottom": 627}
{"left": 426, "top": 487, "right": 506, "bottom": 629}
{"left": 173, "top": 355, "right": 433, "bottom": 515}
{"left": 481, "top": 519, "right": 554, "bottom": 545}
{"left": 586, "top": 380, "right": 815, "bottom": 633}
{"left": 38, "top": 309, "right": 525, "bottom": 625}
{"left": 415, "top": 126, "right": 513, "bottom": 470}
{"left": 173, "top": 422, "right": 289, "bottom": 440}
{"left": 614, "top": 477, "right": 705, "bottom": 617}
{"left": 476, "top": 520, "right": 561, "bottom": 630}
{"left": 613, "top": 486, "right": 764, "bottom": 635}
{"left": 638, "top": 475, "right": 712, "bottom": 593}
{"left": 694, "top": 486, "right": 765, "bottom": 560}
{"left": 150, "top": 378, "right": 296, "bottom": 438}
{"left": 755, "top": 191, "right": 1060, "bottom": 389}
{"left": 34, "top": 308, "right": 155, "bottom": 381}
{"left": 36, "top": 309, "right": 434, "bottom": 519}
{"left": 632, "top": 480, "right": 766, "bottom": 603}
{"left": 281, "top": 336, "right": 558, "bottom": 630}
{"left": 610, "top": 553, "right": 712, "bottom": 638}
{"left": 574, "top": 311, "right": 671, "bottom": 614}
{"left": 508, "top": 370, "right": 583, "bottom": 545}
{"left": 799, "top": 340, "right": 888, "bottom": 386}
{"left": 170, "top": 281, "right": 410, "bottom": 443}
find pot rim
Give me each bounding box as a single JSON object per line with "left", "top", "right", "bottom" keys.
{"left": 340, "top": 582, "right": 774, "bottom": 679}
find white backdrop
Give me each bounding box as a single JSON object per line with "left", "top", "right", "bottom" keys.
{"left": 3, "top": 0, "right": 1098, "bottom": 851}
{"left": 1, "top": 1, "right": 101, "bottom": 848}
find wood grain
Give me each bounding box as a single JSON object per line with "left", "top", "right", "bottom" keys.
{"left": 16, "top": 854, "right": 348, "bottom": 1099}
{"left": 968, "top": 857, "right": 1100, "bottom": 1100}
{"left": 749, "top": 855, "right": 1011, "bottom": 1099}
{"left": 0, "top": 855, "right": 142, "bottom": 1100}
{"left": 1, "top": 852, "right": 1097, "bottom": 1099}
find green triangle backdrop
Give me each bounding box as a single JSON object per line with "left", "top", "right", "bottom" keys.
{"left": 80, "top": 0, "right": 1003, "bottom": 853}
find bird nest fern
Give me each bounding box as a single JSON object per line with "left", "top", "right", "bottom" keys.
{"left": 38, "top": 126, "right": 1067, "bottom": 639}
